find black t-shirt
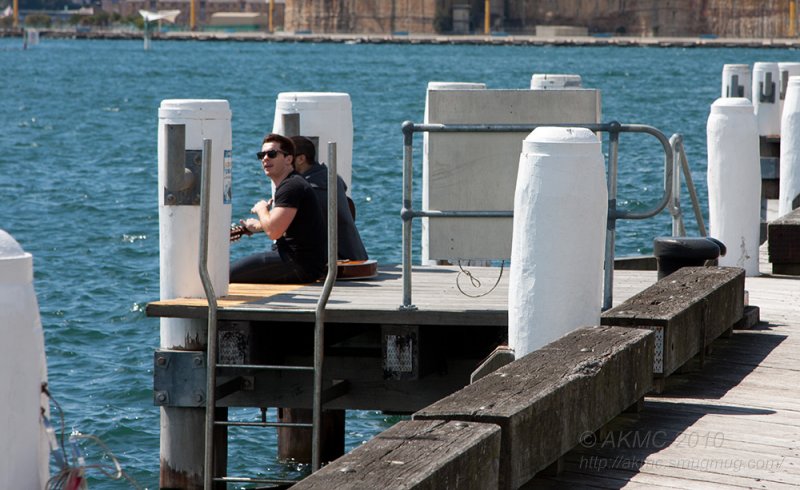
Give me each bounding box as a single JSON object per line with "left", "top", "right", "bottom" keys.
{"left": 302, "top": 163, "right": 369, "bottom": 261}
{"left": 273, "top": 172, "right": 326, "bottom": 278}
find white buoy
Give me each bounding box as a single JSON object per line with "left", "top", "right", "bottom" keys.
{"left": 721, "top": 64, "right": 751, "bottom": 99}
{"left": 530, "top": 74, "right": 582, "bottom": 90}
{"left": 508, "top": 127, "right": 607, "bottom": 358}
{"left": 421, "top": 82, "right": 486, "bottom": 265}
{"left": 752, "top": 62, "right": 781, "bottom": 136}
{"left": 780, "top": 76, "right": 800, "bottom": 217}
{"left": 157, "top": 100, "right": 232, "bottom": 486}
{"left": 779, "top": 62, "right": 800, "bottom": 117}
{"left": 272, "top": 92, "right": 353, "bottom": 193}
{"left": 0, "top": 229, "right": 49, "bottom": 489}
{"left": 706, "top": 98, "right": 761, "bottom": 276}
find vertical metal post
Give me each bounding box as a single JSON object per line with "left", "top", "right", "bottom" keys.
{"left": 283, "top": 113, "right": 301, "bottom": 138}
{"left": 603, "top": 128, "right": 620, "bottom": 311}
{"left": 401, "top": 123, "right": 415, "bottom": 310}
{"left": 678, "top": 141, "right": 707, "bottom": 237}
{"left": 671, "top": 134, "right": 684, "bottom": 236}
{"left": 198, "top": 138, "right": 218, "bottom": 490}
{"left": 312, "top": 142, "right": 338, "bottom": 471}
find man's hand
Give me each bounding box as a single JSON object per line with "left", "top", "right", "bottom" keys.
{"left": 241, "top": 218, "right": 262, "bottom": 233}
{"left": 251, "top": 198, "right": 272, "bottom": 215}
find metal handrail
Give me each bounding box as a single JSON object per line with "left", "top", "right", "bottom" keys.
{"left": 312, "top": 141, "right": 338, "bottom": 472}
{"left": 669, "top": 134, "right": 707, "bottom": 237}
{"left": 198, "top": 138, "right": 218, "bottom": 490}
{"left": 400, "top": 121, "right": 674, "bottom": 312}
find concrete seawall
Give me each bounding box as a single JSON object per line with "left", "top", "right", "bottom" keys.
{"left": 2, "top": 29, "right": 800, "bottom": 48}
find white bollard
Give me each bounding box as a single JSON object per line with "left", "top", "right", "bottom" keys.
{"left": 752, "top": 62, "right": 781, "bottom": 136}
{"left": 157, "top": 100, "right": 232, "bottom": 486}
{"left": 721, "top": 64, "right": 751, "bottom": 99}
{"left": 530, "top": 74, "right": 582, "bottom": 90}
{"left": 422, "top": 82, "right": 486, "bottom": 265}
{"left": 272, "top": 92, "right": 353, "bottom": 193}
{"left": 0, "top": 229, "right": 49, "bottom": 489}
{"left": 779, "top": 62, "right": 800, "bottom": 117}
{"left": 706, "top": 98, "right": 761, "bottom": 276}
{"left": 780, "top": 76, "right": 800, "bottom": 217}
{"left": 508, "top": 127, "right": 607, "bottom": 358}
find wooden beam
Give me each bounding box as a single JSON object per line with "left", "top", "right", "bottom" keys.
{"left": 602, "top": 266, "right": 744, "bottom": 377}
{"left": 292, "top": 419, "right": 501, "bottom": 489}
{"left": 414, "top": 326, "right": 654, "bottom": 489}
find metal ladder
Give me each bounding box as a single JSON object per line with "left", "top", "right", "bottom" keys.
{"left": 197, "top": 139, "right": 339, "bottom": 488}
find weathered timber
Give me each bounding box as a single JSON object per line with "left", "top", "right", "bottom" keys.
{"left": 769, "top": 207, "right": 800, "bottom": 275}
{"left": 413, "top": 326, "right": 654, "bottom": 490}
{"left": 292, "top": 419, "right": 501, "bottom": 490}
{"left": 601, "top": 266, "right": 744, "bottom": 377}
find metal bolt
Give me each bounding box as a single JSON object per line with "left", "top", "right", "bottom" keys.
{"left": 155, "top": 392, "right": 167, "bottom": 403}
{"left": 166, "top": 193, "right": 176, "bottom": 205}
{"left": 193, "top": 356, "right": 203, "bottom": 367}
{"left": 194, "top": 392, "right": 204, "bottom": 403}
{"left": 156, "top": 356, "right": 167, "bottom": 367}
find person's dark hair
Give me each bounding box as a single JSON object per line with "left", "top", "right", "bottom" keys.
{"left": 262, "top": 133, "right": 296, "bottom": 158}
{"left": 290, "top": 136, "right": 316, "bottom": 164}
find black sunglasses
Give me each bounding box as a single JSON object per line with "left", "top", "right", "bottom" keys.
{"left": 257, "top": 149, "right": 288, "bottom": 160}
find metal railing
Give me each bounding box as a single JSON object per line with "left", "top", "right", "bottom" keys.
{"left": 400, "top": 121, "right": 679, "bottom": 312}
{"left": 669, "top": 134, "right": 707, "bottom": 238}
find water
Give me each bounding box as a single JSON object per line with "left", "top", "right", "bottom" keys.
{"left": 2, "top": 37, "right": 796, "bottom": 487}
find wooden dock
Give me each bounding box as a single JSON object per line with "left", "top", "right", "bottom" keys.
{"left": 525, "top": 250, "right": 800, "bottom": 489}
{"left": 147, "top": 246, "right": 800, "bottom": 488}
{"left": 147, "top": 265, "right": 657, "bottom": 413}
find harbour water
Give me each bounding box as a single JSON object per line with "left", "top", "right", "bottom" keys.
{"left": 1, "top": 37, "right": 796, "bottom": 487}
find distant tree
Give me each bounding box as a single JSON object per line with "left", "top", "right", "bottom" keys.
{"left": 24, "top": 12, "right": 51, "bottom": 26}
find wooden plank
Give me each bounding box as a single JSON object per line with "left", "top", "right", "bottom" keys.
{"left": 523, "top": 272, "right": 800, "bottom": 489}
{"left": 768, "top": 206, "right": 800, "bottom": 269}
{"left": 292, "top": 419, "right": 501, "bottom": 490}
{"left": 145, "top": 266, "right": 657, "bottom": 325}
{"left": 601, "top": 267, "right": 744, "bottom": 377}
{"left": 414, "top": 326, "right": 654, "bottom": 490}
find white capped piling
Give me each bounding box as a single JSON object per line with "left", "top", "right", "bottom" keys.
{"left": 157, "top": 99, "right": 232, "bottom": 487}
{"left": 508, "top": 127, "right": 607, "bottom": 358}
{"left": 752, "top": 62, "right": 781, "bottom": 136}
{"left": 0, "top": 229, "right": 49, "bottom": 489}
{"left": 706, "top": 98, "right": 761, "bottom": 276}
{"left": 721, "top": 64, "right": 751, "bottom": 99}
{"left": 780, "top": 77, "right": 800, "bottom": 217}
{"left": 272, "top": 92, "right": 353, "bottom": 192}
{"left": 779, "top": 62, "right": 800, "bottom": 117}
{"left": 530, "top": 74, "right": 582, "bottom": 89}
{"left": 421, "top": 82, "right": 486, "bottom": 265}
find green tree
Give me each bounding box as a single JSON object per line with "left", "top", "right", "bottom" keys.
{"left": 24, "top": 13, "right": 51, "bottom": 27}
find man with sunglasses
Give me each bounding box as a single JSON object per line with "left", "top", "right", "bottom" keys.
{"left": 230, "top": 133, "right": 326, "bottom": 283}
{"left": 290, "top": 135, "right": 368, "bottom": 262}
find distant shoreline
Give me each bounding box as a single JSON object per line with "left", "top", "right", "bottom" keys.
{"left": 3, "top": 28, "right": 800, "bottom": 49}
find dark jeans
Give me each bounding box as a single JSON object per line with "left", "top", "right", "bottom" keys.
{"left": 230, "top": 250, "right": 317, "bottom": 284}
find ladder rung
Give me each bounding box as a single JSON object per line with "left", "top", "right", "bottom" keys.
{"left": 214, "top": 476, "right": 298, "bottom": 485}
{"left": 215, "top": 420, "right": 313, "bottom": 429}
{"left": 217, "top": 363, "right": 314, "bottom": 372}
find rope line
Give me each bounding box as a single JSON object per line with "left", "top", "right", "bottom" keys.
{"left": 456, "top": 260, "right": 505, "bottom": 298}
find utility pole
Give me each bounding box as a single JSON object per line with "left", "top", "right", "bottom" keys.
{"left": 484, "top": 0, "right": 490, "bottom": 35}
{"left": 791, "top": 0, "right": 797, "bottom": 38}
{"left": 190, "top": 0, "right": 196, "bottom": 31}
{"left": 268, "top": 0, "right": 274, "bottom": 32}
{"left": 13, "top": 0, "right": 18, "bottom": 28}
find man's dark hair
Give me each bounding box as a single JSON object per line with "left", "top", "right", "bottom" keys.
{"left": 291, "top": 135, "right": 316, "bottom": 164}
{"left": 262, "top": 133, "right": 296, "bottom": 158}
